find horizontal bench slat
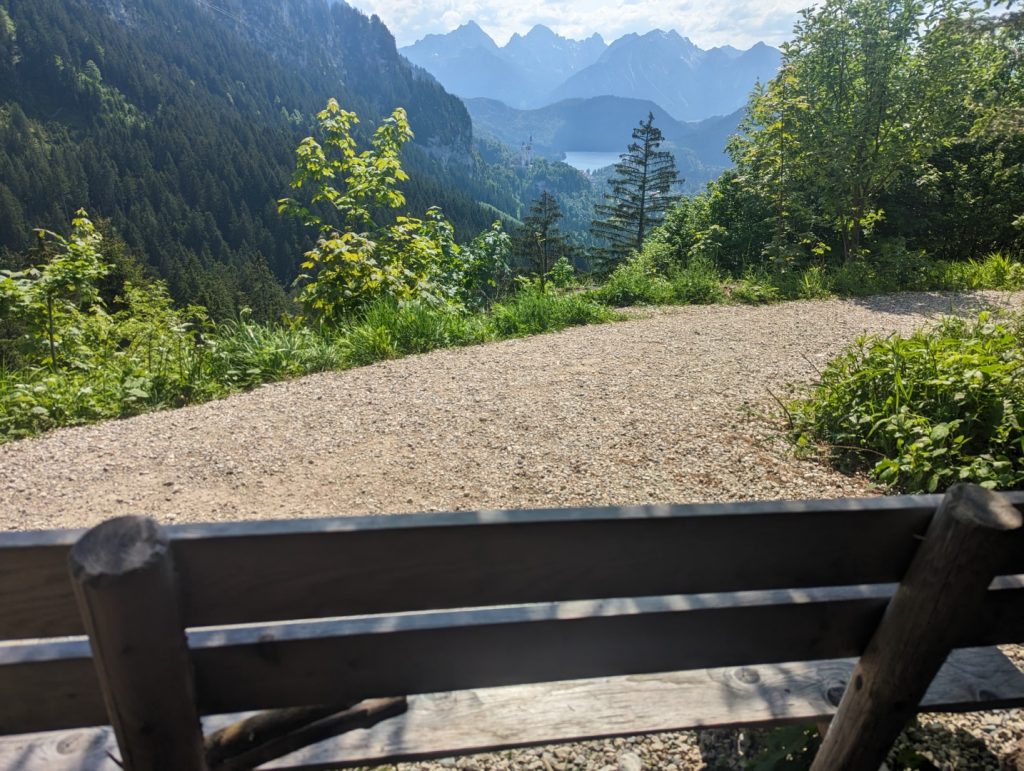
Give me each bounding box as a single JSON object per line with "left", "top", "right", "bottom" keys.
{"left": 191, "top": 596, "right": 888, "bottom": 715}
{"left": 2, "top": 646, "right": 1021, "bottom": 771}
{"left": 263, "top": 644, "right": 1024, "bottom": 770}
{"left": 2, "top": 581, "right": 1021, "bottom": 735}
{"left": 7, "top": 493, "right": 1015, "bottom": 640}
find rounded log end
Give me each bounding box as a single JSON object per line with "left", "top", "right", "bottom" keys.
{"left": 944, "top": 483, "right": 1022, "bottom": 532}
{"left": 69, "top": 515, "right": 169, "bottom": 580}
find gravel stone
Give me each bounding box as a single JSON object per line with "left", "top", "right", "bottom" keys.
{"left": 617, "top": 750, "right": 643, "bottom": 771}
{"left": 2, "top": 290, "right": 1022, "bottom": 769}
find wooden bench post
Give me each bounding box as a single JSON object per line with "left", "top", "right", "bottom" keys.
{"left": 810, "top": 483, "right": 1022, "bottom": 771}
{"left": 69, "top": 515, "right": 207, "bottom": 771}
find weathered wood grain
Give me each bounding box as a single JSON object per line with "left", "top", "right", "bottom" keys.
{"left": 1, "top": 647, "right": 1020, "bottom": 771}
{"left": 205, "top": 698, "right": 406, "bottom": 771}
{"left": 4, "top": 494, "right": 1022, "bottom": 640}
{"left": 812, "top": 484, "right": 1023, "bottom": 771}
{"left": 3, "top": 580, "right": 1023, "bottom": 736}
{"left": 69, "top": 516, "right": 207, "bottom": 771}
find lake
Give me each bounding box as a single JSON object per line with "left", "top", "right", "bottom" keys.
{"left": 562, "top": 151, "right": 620, "bottom": 172}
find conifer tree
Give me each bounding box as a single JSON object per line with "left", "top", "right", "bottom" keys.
{"left": 591, "top": 113, "right": 680, "bottom": 270}
{"left": 517, "top": 192, "right": 572, "bottom": 291}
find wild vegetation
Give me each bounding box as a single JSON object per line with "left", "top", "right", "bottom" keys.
{"left": 591, "top": 112, "right": 680, "bottom": 271}
{"left": 1, "top": 0, "right": 1022, "bottom": 502}
{"left": 0, "top": 207, "right": 615, "bottom": 443}
{"left": 791, "top": 310, "right": 1024, "bottom": 493}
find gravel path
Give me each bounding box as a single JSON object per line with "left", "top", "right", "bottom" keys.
{"left": 2, "top": 290, "right": 1022, "bottom": 769}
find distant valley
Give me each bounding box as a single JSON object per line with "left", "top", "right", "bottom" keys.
{"left": 401, "top": 22, "right": 781, "bottom": 122}
{"left": 466, "top": 96, "right": 743, "bottom": 191}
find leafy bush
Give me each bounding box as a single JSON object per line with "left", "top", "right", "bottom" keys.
{"left": 590, "top": 253, "right": 675, "bottom": 306}
{"left": 209, "top": 318, "right": 345, "bottom": 389}
{"left": 343, "top": 300, "right": 492, "bottom": 366}
{"left": 939, "top": 253, "right": 1024, "bottom": 291}
{"left": 730, "top": 271, "right": 782, "bottom": 304}
{"left": 792, "top": 310, "right": 1024, "bottom": 492}
{"left": 870, "top": 240, "right": 937, "bottom": 292}
{"left": 0, "top": 280, "right": 216, "bottom": 440}
{"left": 828, "top": 260, "right": 886, "bottom": 296}
{"left": 279, "top": 100, "right": 469, "bottom": 320}
{"left": 490, "top": 286, "right": 616, "bottom": 337}
{"left": 796, "top": 265, "right": 832, "bottom": 299}
{"left": 669, "top": 256, "right": 726, "bottom": 304}
{"left": 548, "top": 256, "right": 577, "bottom": 289}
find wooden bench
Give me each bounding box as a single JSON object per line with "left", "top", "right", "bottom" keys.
{"left": 1, "top": 483, "right": 1022, "bottom": 770}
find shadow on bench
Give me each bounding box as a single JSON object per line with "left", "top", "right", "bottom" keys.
{"left": 0, "top": 484, "right": 1021, "bottom": 770}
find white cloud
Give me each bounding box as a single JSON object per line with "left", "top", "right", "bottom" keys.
{"left": 348, "top": 0, "right": 810, "bottom": 49}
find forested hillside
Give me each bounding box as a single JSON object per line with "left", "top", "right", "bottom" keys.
{"left": 0, "top": 0, "right": 595, "bottom": 316}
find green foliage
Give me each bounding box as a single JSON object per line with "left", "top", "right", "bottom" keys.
{"left": 490, "top": 285, "right": 617, "bottom": 337}
{"left": 730, "top": 272, "right": 783, "bottom": 304}
{"left": 648, "top": 0, "right": 1023, "bottom": 280}
{"left": 0, "top": 211, "right": 629, "bottom": 443}
{"left": 1, "top": 210, "right": 109, "bottom": 370}
{"left": 795, "top": 265, "right": 832, "bottom": 299}
{"left": 461, "top": 221, "right": 514, "bottom": 309}
{"left": 280, "top": 100, "right": 469, "bottom": 321}
{"left": 344, "top": 300, "right": 493, "bottom": 366}
{"left": 732, "top": 0, "right": 986, "bottom": 263}
{"left": 590, "top": 252, "right": 676, "bottom": 306}
{"left": 207, "top": 318, "right": 345, "bottom": 390}
{"left": 0, "top": 279, "right": 214, "bottom": 441}
{"left": 650, "top": 171, "right": 774, "bottom": 276}
{"left": 548, "top": 256, "right": 577, "bottom": 289}
{"left": 940, "top": 253, "right": 1024, "bottom": 290}
{"left": 591, "top": 112, "right": 681, "bottom": 270}
{"left": 792, "top": 311, "right": 1024, "bottom": 492}
{"left": 515, "top": 192, "right": 573, "bottom": 291}
{"left": 668, "top": 256, "right": 727, "bottom": 304}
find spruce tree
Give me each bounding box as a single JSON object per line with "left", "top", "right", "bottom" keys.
{"left": 517, "top": 191, "right": 572, "bottom": 291}
{"left": 591, "top": 113, "right": 680, "bottom": 270}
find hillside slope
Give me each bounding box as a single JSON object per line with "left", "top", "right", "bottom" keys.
{"left": 0, "top": 0, "right": 523, "bottom": 315}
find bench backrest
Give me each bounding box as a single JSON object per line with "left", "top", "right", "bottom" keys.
{"left": 2, "top": 493, "right": 1023, "bottom": 738}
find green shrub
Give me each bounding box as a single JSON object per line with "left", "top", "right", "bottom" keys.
{"left": 797, "top": 265, "right": 833, "bottom": 299}
{"left": 209, "top": 318, "right": 344, "bottom": 389}
{"left": 341, "top": 300, "right": 492, "bottom": 366}
{"left": 829, "top": 260, "right": 885, "bottom": 296}
{"left": 871, "top": 240, "right": 936, "bottom": 291}
{"left": 730, "top": 271, "right": 782, "bottom": 304}
{"left": 939, "top": 253, "right": 1024, "bottom": 291}
{"left": 590, "top": 253, "right": 675, "bottom": 307}
{"left": 548, "top": 256, "right": 577, "bottom": 289}
{"left": 792, "top": 310, "right": 1024, "bottom": 492}
{"left": 669, "top": 257, "right": 726, "bottom": 304}
{"left": 490, "top": 287, "right": 616, "bottom": 337}
{"left": 343, "top": 323, "right": 399, "bottom": 367}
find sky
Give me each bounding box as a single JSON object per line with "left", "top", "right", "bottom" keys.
{"left": 347, "top": 0, "right": 809, "bottom": 49}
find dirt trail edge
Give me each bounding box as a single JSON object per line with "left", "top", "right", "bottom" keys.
{"left": 2, "top": 291, "right": 1020, "bottom": 531}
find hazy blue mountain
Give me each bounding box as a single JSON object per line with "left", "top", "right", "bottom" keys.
{"left": 465, "top": 96, "right": 743, "bottom": 191}
{"left": 401, "top": 24, "right": 606, "bottom": 108}
{"left": 548, "top": 30, "right": 782, "bottom": 120}
{"left": 406, "top": 20, "right": 501, "bottom": 58}
{"left": 502, "top": 25, "right": 607, "bottom": 86}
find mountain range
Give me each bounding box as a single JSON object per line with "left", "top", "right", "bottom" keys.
{"left": 466, "top": 97, "right": 742, "bottom": 191}
{"left": 401, "top": 23, "right": 781, "bottom": 121}
{"left": 0, "top": 0, "right": 595, "bottom": 315}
